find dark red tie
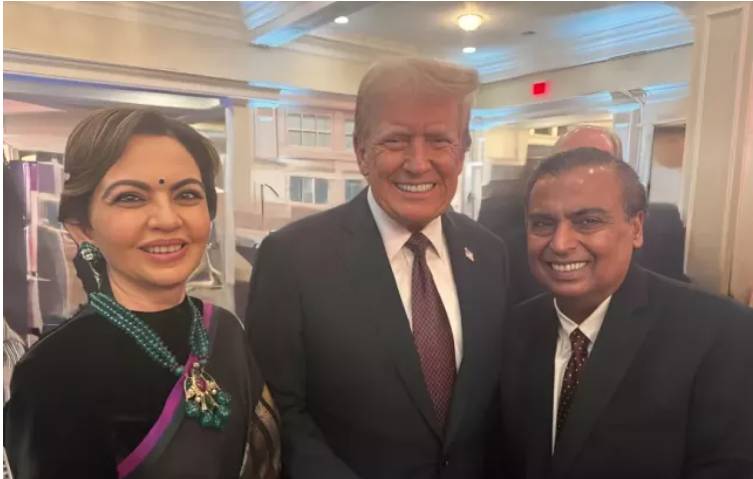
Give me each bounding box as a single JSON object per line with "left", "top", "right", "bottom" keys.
{"left": 405, "top": 233, "right": 456, "bottom": 428}
{"left": 556, "top": 328, "right": 590, "bottom": 438}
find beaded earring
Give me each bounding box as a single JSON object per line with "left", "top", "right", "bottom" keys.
{"left": 79, "top": 241, "right": 103, "bottom": 292}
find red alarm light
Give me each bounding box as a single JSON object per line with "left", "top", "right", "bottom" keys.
{"left": 531, "top": 81, "right": 549, "bottom": 97}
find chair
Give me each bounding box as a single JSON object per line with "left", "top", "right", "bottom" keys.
{"left": 634, "top": 203, "right": 690, "bottom": 282}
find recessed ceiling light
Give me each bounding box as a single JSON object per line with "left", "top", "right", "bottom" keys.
{"left": 463, "top": 46, "right": 477, "bottom": 54}
{"left": 334, "top": 16, "right": 349, "bottom": 25}
{"left": 457, "top": 13, "right": 483, "bottom": 32}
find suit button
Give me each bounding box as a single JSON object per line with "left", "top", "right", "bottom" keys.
{"left": 442, "top": 456, "right": 450, "bottom": 467}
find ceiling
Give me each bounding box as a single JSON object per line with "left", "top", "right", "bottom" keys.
{"left": 2, "top": 77, "right": 227, "bottom": 153}
{"left": 3, "top": 1, "right": 696, "bottom": 153}
{"left": 309, "top": 2, "right": 624, "bottom": 58}
{"left": 35, "top": 2, "right": 695, "bottom": 84}
{"left": 241, "top": 1, "right": 695, "bottom": 82}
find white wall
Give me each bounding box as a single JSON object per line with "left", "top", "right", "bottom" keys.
{"left": 3, "top": 2, "right": 368, "bottom": 96}
{"left": 477, "top": 46, "right": 692, "bottom": 108}
{"left": 483, "top": 127, "right": 529, "bottom": 165}
{"left": 683, "top": 2, "right": 753, "bottom": 299}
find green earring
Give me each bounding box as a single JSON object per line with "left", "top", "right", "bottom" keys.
{"left": 79, "top": 241, "right": 102, "bottom": 262}
{"left": 79, "top": 241, "right": 103, "bottom": 291}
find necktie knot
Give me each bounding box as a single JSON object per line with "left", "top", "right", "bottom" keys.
{"left": 405, "top": 232, "right": 432, "bottom": 258}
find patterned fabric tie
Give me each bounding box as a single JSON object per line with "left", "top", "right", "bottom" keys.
{"left": 405, "top": 232, "right": 456, "bottom": 429}
{"left": 556, "top": 328, "right": 590, "bottom": 439}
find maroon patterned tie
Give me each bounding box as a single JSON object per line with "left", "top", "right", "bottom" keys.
{"left": 405, "top": 232, "right": 456, "bottom": 428}
{"left": 556, "top": 328, "right": 590, "bottom": 438}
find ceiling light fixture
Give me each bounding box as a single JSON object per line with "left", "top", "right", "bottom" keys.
{"left": 457, "top": 13, "right": 483, "bottom": 32}
{"left": 334, "top": 16, "right": 349, "bottom": 25}
{"left": 463, "top": 46, "right": 477, "bottom": 54}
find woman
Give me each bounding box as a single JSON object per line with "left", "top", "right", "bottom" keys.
{"left": 4, "top": 109, "right": 280, "bottom": 478}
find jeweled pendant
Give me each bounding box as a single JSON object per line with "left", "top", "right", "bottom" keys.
{"left": 186, "top": 400, "right": 200, "bottom": 418}
{"left": 183, "top": 362, "right": 231, "bottom": 430}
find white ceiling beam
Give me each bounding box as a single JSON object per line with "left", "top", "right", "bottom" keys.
{"left": 3, "top": 76, "right": 222, "bottom": 111}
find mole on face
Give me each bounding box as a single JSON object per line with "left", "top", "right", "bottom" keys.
{"left": 159, "top": 178, "right": 165, "bottom": 185}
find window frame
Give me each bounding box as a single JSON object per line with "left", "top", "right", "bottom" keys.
{"left": 289, "top": 175, "right": 329, "bottom": 205}
{"left": 285, "top": 111, "right": 333, "bottom": 148}
{"left": 344, "top": 118, "right": 355, "bottom": 150}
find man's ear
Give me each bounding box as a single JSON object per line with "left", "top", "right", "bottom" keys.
{"left": 463, "top": 129, "right": 472, "bottom": 152}
{"left": 64, "top": 221, "right": 93, "bottom": 247}
{"left": 630, "top": 211, "right": 645, "bottom": 249}
{"left": 354, "top": 136, "right": 370, "bottom": 177}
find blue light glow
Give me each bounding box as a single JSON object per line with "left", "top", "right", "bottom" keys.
{"left": 643, "top": 82, "right": 689, "bottom": 102}
{"left": 248, "top": 99, "right": 280, "bottom": 109}
{"left": 254, "top": 27, "right": 307, "bottom": 47}
{"left": 241, "top": 1, "right": 289, "bottom": 30}
{"left": 553, "top": 3, "right": 686, "bottom": 38}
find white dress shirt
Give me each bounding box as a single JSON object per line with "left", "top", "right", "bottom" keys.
{"left": 551, "top": 295, "right": 612, "bottom": 449}
{"left": 367, "top": 188, "right": 463, "bottom": 369}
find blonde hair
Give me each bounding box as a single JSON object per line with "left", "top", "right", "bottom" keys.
{"left": 354, "top": 57, "right": 480, "bottom": 149}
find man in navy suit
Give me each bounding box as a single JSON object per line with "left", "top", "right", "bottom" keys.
{"left": 247, "top": 57, "right": 509, "bottom": 478}
{"left": 498, "top": 147, "right": 753, "bottom": 479}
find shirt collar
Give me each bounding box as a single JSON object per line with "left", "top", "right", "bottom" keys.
{"left": 554, "top": 295, "right": 612, "bottom": 344}
{"left": 367, "top": 187, "right": 444, "bottom": 261}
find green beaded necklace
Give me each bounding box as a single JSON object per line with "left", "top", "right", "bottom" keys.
{"left": 88, "top": 292, "right": 231, "bottom": 430}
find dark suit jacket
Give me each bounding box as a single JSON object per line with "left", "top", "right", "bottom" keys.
{"left": 246, "top": 190, "right": 509, "bottom": 479}
{"left": 499, "top": 264, "right": 753, "bottom": 479}
{"left": 634, "top": 203, "right": 690, "bottom": 282}
{"left": 3, "top": 161, "right": 29, "bottom": 335}
{"left": 476, "top": 182, "right": 543, "bottom": 305}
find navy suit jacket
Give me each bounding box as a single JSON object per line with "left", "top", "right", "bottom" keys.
{"left": 246, "top": 190, "right": 509, "bottom": 478}
{"left": 499, "top": 264, "right": 753, "bottom": 479}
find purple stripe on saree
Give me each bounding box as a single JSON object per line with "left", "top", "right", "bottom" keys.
{"left": 116, "top": 301, "right": 215, "bottom": 478}
{"left": 203, "top": 302, "right": 213, "bottom": 329}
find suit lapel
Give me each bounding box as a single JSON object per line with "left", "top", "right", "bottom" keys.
{"left": 524, "top": 298, "right": 558, "bottom": 479}
{"left": 342, "top": 191, "right": 442, "bottom": 439}
{"left": 551, "top": 265, "right": 653, "bottom": 478}
{"left": 442, "top": 213, "right": 483, "bottom": 446}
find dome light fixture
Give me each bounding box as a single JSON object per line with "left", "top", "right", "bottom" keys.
{"left": 334, "top": 16, "right": 349, "bottom": 25}
{"left": 463, "top": 46, "right": 477, "bottom": 54}
{"left": 457, "top": 13, "right": 483, "bottom": 32}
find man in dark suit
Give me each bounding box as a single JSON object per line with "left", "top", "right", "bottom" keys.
{"left": 499, "top": 147, "right": 753, "bottom": 479}
{"left": 634, "top": 202, "right": 690, "bottom": 282}
{"left": 247, "top": 57, "right": 509, "bottom": 478}
{"left": 476, "top": 167, "right": 540, "bottom": 306}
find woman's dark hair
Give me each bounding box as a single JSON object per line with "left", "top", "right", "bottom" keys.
{"left": 58, "top": 108, "right": 221, "bottom": 227}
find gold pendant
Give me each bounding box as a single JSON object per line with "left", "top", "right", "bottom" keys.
{"left": 183, "top": 362, "right": 231, "bottom": 429}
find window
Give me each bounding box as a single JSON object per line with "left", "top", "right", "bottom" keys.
{"left": 344, "top": 119, "right": 355, "bottom": 150}
{"left": 287, "top": 112, "right": 332, "bottom": 147}
{"left": 290, "top": 176, "right": 329, "bottom": 204}
{"left": 345, "top": 179, "right": 365, "bottom": 202}
{"left": 532, "top": 127, "right": 554, "bottom": 136}
{"left": 530, "top": 126, "right": 562, "bottom": 138}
